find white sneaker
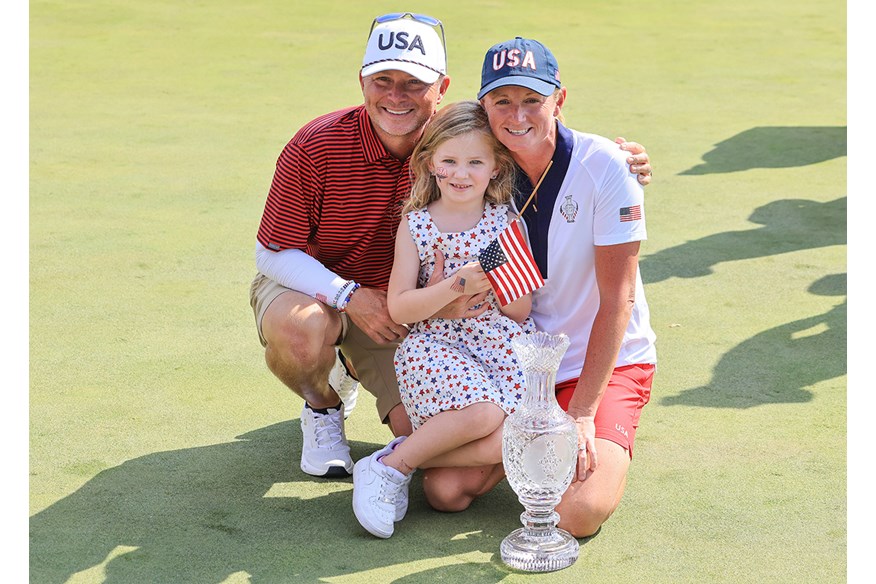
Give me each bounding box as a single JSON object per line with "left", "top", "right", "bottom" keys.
{"left": 352, "top": 437, "right": 412, "bottom": 538}
{"left": 300, "top": 404, "right": 353, "bottom": 478}
{"left": 388, "top": 437, "right": 411, "bottom": 522}
{"left": 329, "top": 350, "right": 359, "bottom": 418}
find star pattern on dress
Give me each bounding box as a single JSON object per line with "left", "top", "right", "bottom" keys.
{"left": 395, "top": 203, "right": 537, "bottom": 429}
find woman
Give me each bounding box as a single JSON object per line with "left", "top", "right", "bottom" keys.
{"left": 421, "top": 37, "right": 658, "bottom": 538}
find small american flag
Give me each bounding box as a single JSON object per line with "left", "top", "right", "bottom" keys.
{"left": 619, "top": 205, "right": 642, "bottom": 222}
{"left": 478, "top": 220, "right": 544, "bottom": 306}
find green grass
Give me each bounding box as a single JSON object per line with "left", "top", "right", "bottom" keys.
{"left": 29, "top": 0, "right": 846, "bottom": 582}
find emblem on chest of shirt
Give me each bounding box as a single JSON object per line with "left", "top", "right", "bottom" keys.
{"left": 559, "top": 193, "right": 578, "bottom": 223}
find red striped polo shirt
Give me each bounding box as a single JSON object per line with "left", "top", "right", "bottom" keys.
{"left": 256, "top": 105, "right": 412, "bottom": 289}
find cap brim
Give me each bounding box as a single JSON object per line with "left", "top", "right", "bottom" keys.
{"left": 361, "top": 60, "right": 441, "bottom": 84}
{"left": 477, "top": 76, "right": 558, "bottom": 100}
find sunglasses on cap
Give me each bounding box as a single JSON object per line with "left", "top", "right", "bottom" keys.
{"left": 369, "top": 12, "right": 447, "bottom": 65}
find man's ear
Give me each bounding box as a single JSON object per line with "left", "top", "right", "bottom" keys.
{"left": 436, "top": 75, "right": 451, "bottom": 104}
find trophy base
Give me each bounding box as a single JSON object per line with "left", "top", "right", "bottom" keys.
{"left": 500, "top": 527, "right": 579, "bottom": 572}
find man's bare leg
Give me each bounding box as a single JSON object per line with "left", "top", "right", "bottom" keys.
{"left": 262, "top": 290, "right": 343, "bottom": 406}
{"left": 261, "top": 290, "right": 352, "bottom": 476}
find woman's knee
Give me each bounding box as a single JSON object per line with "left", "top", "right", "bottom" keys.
{"left": 557, "top": 439, "right": 630, "bottom": 537}
{"left": 556, "top": 488, "right": 618, "bottom": 538}
{"left": 557, "top": 506, "right": 607, "bottom": 538}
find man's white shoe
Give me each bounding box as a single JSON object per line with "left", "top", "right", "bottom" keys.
{"left": 300, "top": 404, "right": 353, "bottom": 478}
{"left": 329, "top": 350, "right": 358, "bottom": 418}
{"left": 352, "top": 437, "right": 411, "bottom": 538}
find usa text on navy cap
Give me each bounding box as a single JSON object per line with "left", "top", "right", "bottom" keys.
{"left": 477, "top": 37, "right": 561, "bottom": 99}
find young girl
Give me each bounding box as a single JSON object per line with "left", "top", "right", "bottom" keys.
{"left": 352, "top": 100, "right": 536, "bottom": 538}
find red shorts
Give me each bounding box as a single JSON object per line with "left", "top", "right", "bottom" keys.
{"left": 555, "top": 364, "right": 655, "bottom": 457}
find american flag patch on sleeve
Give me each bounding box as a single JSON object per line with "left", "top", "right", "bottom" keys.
{"left": 619, "top": 205, "right": 642, "bottom": 222}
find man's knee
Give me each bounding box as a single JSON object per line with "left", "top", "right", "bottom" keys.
{"left": 264, "top": 298, "right": 340, "bottom": 365}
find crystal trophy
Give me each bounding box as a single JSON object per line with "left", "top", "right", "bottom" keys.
{"left": 500, "top": 332, "right": 579, "bottom": 572}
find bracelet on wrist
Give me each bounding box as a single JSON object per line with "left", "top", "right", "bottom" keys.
{"left": 336, "top": 282, "right": 360, "bottom": 313}
{"left": 331, "top": 280, "right": 353, "bottom": 309}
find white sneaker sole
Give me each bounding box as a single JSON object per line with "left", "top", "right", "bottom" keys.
{"left": 300, "top": 457, "right": 352, "bottom": 478}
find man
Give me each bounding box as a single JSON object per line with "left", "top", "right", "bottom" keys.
{"left": 250, "top": 13, "right": 653, "bottom": 479}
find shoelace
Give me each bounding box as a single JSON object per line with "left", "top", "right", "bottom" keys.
{"left": 377, "top": 473, "right": 407, "bottom": 510}
{"left": 312, "top": 411, "right": 345, "bottom": 448}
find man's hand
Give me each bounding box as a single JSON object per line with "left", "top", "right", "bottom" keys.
{"left": 428, "top": 251, "right": 490, "bottom": 319}
{"left": 344, "top": 287, "right": 409, "bottom": 344}
{"left": 616, "top": 137, "right": 652, "bottom": 186}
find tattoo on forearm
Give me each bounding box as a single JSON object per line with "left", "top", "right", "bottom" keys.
{"left": 451, "top": 276, "right": 466, "bottom": 293}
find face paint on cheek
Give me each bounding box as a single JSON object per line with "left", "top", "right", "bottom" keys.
{"left": 433, "top": 166, "right": 448, "bottom": 181}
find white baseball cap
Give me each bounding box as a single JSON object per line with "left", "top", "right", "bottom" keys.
{"left": 361, "top": 13, "right": 447, "bottom": 84}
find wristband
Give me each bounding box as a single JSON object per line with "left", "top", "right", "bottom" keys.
{"left": 331, "top": 280, "right": 351, "bottom": 309}
{"left": 336, "top": 281, "right": 360, "bottom": 313}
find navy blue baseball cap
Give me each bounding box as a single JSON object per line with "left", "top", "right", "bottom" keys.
{"left": 477, "top": 37, "right": 562, "bottom": 99}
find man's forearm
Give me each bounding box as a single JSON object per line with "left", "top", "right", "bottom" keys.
{"left": 255, "top": 241, "right": 350, "bottom": 307}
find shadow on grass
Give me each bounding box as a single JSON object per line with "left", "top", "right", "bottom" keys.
{"left": 30, "top": 421, "right": 595, "bottom": 583}
{"left": 662, "top": 273, "right": 846, "bottom": 409}
{"left": 680, "top": 126, "right": 846, "bottom": 175}
{"left": 640, "top": 197, "right": 846, "bottom": 284}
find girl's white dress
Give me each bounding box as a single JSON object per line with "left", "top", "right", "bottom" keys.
{"left": 394, "top": 202, "right": 536, "bottom": 429}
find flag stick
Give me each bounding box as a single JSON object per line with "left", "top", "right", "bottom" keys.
{"left": 515, "top": 160, "right": 553, "bottom": 220}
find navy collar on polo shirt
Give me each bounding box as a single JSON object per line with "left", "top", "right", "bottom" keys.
{"left": 514, "top": 121, "right": 573, "bottom": 279}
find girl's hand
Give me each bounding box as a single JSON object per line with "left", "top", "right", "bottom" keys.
{"left": 427, "top": 251, "right": 490, "bottom": 319}
{"left": 449, "top": 262, "right": 492, "bottom": 296}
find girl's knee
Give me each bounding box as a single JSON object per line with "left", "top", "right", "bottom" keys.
{"left": 467, "top": 402, "right": 506, "bottom": 433}
{"left": 469, "top": 428, "right": 503, "bottom": 465}
{"left": 423, "top": 475, "right": 475, "bottom": 513}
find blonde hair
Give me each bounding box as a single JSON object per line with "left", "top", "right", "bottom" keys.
{"left": 403, "top": 100, "right": 517, "bottom": 214}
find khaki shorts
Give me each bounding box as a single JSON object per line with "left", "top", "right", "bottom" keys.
{"left": 249, "top": 273, "right": 401, "bottom": 423}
